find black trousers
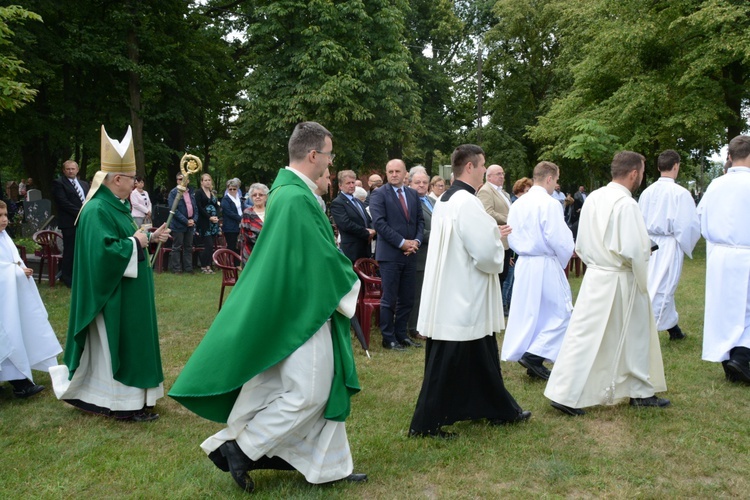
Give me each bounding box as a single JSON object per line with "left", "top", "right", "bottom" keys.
{"left": 60, "top": 226, "right": 77, "bottom": 287}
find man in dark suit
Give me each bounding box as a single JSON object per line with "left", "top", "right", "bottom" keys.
{"left": 407, "top": 167, "right": 432, "bottom": 340}
{"left": 571, "top": 185, "right": 587, "bottom": 226}
{"left": 369, "top": 159, "right": 424, "bottom": 351}
{"left": 363, "top": 174, "right": 383, "bottom": 207}
{"left": 330, "top": 169, "right": 374, "bottom": 263}
{"left": 52, "top": 160, "right": 89, "bottom": 287}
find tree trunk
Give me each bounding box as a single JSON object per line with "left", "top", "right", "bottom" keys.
{"left": 127, "top": 24, "right": 145, "bottom": 176}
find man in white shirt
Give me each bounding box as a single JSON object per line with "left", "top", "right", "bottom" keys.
{"left": 552, "top": 183, "right": 566, "bottom": 205}
{"left": 502, "top": 162, "right": 574, "bottom": 381}
{"left": 545, "top": 151, "right": 668, "bottom": 416}
{"left": 697, "top": 135, "right": 750, "bottom": 383}
{"left": 638, "top": 150, "right": 700, "bottom": 340}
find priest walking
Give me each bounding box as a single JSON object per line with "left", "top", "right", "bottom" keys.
{"left": 545, "top": 151, "right": 668, "bottom": 416}
{"left": 51, "top": 125, "right": 170, "bottom": 422}
{"left": 638, "top": 149, "right": 700, "bottom": 340}
{"left": 697, "top": 135, "right": 750, "bottom": 383}
{"left": 169, "top": 122, "right": 366, "bottom": 493}
{"left": 409, "top": 144, "right": 530, "bottom": 438}
{"left": 502, "top": 161, "right": 574, "bottom": 381}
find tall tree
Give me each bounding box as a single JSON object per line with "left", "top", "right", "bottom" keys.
{"left": 217, "top": 0, "right": 420, "bottom": 181}
{"left": 0, "top": 5, "right": 41, "bottom": 113}
{"left": 480, "top": 0, "right": 561, "bottom": 180}
{"left": 529, "top": 0, "right": 750, "bottom": 185}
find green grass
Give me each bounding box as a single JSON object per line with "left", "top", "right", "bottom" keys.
{"left": 1, "top": 239, "right": 748, "bottom": 498}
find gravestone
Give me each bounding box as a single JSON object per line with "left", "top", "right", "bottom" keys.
{"left": 26, "top": 188, "right": 42, "bottom": 201}
{"left": 22, "top": 199, "right": 53, "bottom": 237}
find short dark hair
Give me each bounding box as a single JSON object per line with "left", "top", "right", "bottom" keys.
{"left": 657, "top": 150, "right": 680, "bottom": 172}
{"left": 451, "top": 144, "right": 484, "bottom": 177}
{"left": 533, "top": 161, "right": 559, "bottom": 182}
{"left": 728, "top": 135, "right": 750, "bottom": 163}
{"left": 288, "top": 122, "right": 333, "bottom": 163}
{"left": 611, "top": 151, "right": 645, "bottom": 179}
{"left": 135, "top": 175, "right": 144, "bottom": 183}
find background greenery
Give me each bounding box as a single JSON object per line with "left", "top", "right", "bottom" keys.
{"left": 1, "top": 0, "right": 747, "bottom": 195}
{"left": 1, "top": 239, "right": 748, "bottom": 497}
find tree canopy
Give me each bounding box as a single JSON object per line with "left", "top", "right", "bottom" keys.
{"left": 1, "top": 0, "right": 747, "bottom": 194}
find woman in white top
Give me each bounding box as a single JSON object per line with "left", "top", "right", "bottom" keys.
{"left": 130, "top": 176, "right": 152, "bottom": 227}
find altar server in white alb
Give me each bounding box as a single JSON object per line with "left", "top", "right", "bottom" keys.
{"left": 697, "top": 134, "right": 750, "bottom": 384}
{"left": 638, "top": 149, "right": 700, "bottom": 340}
{"left": 0, "top": 200, "right": 62, "bottom": 398}
{"left": 502, "top": 161, "right": 574, "bottom": 381}
{"left": 545, "top": 151, "right": 668, "bottom": 416}
{"left": 409, "top": 144, "right": 530, "bottom": 439}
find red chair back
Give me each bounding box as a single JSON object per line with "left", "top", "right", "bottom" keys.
{"left": 353, "top": 258, "right": 381, "bottom": 299}
{"left": 33, "top": 230, "right": 63, "bottom": 256}
{"left": 213, "top": 248, "right": 242, "bottom": 310}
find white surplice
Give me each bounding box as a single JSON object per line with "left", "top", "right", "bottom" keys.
{"left": 638, "top": 177, "right": 700, "bottom": 330}
{"left": 0, "top": 230, "right": 62, "bottom": 382}
{"left": 50, "top": 239, "right": 163, "bottom": 411}
{"left": 697, "top": 166, "right": 750, "bottom": 362}
{"left": 200, "top": 259, "right": 361, "bottom": 485}
{"left": 502, "top": 186, "right": 574, "bottom": 362}
{"left": 545, "top": 182, "right": 666, "bottom": 408}
{"left": 417, "top": 189, "right": 504, "bottom": 341}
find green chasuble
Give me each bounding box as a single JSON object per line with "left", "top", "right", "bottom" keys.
{"left": 169, "top": 168, "right": 360, "bottom": 423}
{"left": 64, "top": 184, "right": 163, "bottom": 388}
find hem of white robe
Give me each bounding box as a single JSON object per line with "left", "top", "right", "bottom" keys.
{"left": 0, "top": 356, "right": 58, "bottom": 383}
{"left": 200, "top": 323, "right": 353, "bottom": 484}
{"left": 50, "top": 313, "right": 163, "bottom": 411}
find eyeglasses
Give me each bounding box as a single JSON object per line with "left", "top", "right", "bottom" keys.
{"left": 251, "top": 193, "right": 267, "bottom": 197}
{"left": 312, "top": 150, "right": 336, "bottom": 161}
{"left": 118, "top": 174, "right": 136, "bottom": 181}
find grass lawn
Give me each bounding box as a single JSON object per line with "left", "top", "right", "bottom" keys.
{"left": 1, "top": 239, "right": 748, "bottom": 498}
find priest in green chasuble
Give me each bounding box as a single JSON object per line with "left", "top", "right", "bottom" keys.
{"left": 169, "top": 122, "right": 366, "bottom": 493}
{"left": 50, "top": 125, "right": 170, "bottom": 422}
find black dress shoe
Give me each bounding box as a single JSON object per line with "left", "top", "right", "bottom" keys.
{"left": 724, "top": 359, "right": 750, "bottom": 383}
{"left": 408, "top": 428, "right": 458, "bottom": 439}
{"left": 382, "top": 341, "right": 406, "bottom": 351}
{"left": 629, "top": 396, "right": 671, "bottom": 408}
{"left": 489, "top": 410, "right": 532, "bottom": 425}
{"left": 722, "top": 360, "right": 739, "bottom": 382}
{"left": 518, "top": 355, "right": 550, "bottom": 381}
{"left": 550, "top": 401, "right": 586, "bottom": 416}
{"left": 400, "top": 338, "right": 422, "bottom": 348}
{"left": 667, "top": 325, "right": 686, "bottom": 340}
{"left": 343, "top": 473, "right": 368, "bottom": 483}
{"left": 12, "top": 383, "right": 45, "bottom": 398}
{"left": 219, "top": 441, "right": 255, "bottom": 493}
{"left": 130, "top": 411, "right": 159, "bottom": 422}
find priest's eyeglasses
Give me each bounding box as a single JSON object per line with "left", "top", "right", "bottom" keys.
{"left": 312, "top": 150, "right": 336, "bottom": 162}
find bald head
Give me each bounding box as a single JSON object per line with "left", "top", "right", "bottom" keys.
{"left": 485, "top": 164, "right": 505, "bottom": 188}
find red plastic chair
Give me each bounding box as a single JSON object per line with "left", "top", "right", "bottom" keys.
{"left": 353, "top": 258, "right": 382, "bottom": 347}
{"left": 213, "top": 248, "right": 242, "bottom": 311}
{"left": 33, "top": 230, "right": 63, "bottom": 287}
{"left": 148, "top": 227, "right": 172, "bottom": 273}
{"left": 567, "top": 251, "right": 587, "bottom": 278}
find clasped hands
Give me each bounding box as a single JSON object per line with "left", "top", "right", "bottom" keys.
{"left": 400, "top": 239, "right": 420, "bottom": 256}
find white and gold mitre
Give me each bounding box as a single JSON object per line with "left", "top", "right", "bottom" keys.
{"left": 100, "top": 125, "right": 136, "bottom": 174}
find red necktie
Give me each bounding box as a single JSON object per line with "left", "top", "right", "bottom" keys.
{"left": 397, "top": 188, "right": 409, "bottom": 221}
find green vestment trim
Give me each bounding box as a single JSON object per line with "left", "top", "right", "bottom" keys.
{"left": 169, "top": 168, "right": 360, "bottom": 423}
{"left": 64, "top": 184, "right": 163, "bottom": 388}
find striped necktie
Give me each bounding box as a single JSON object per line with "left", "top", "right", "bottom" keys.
{"left": 71, "top": 179, "right": 85, "bottom": 203}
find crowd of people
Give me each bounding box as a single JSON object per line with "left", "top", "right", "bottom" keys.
{"left": 1, "top": 120, "right": 749, "bottom": 495}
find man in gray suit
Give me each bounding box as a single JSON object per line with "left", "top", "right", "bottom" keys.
{"left": 477, "top": 164, "right": 513, "bottom": 296}
{"left": 407, "top": 167, "right": 432, "bottom": 340}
